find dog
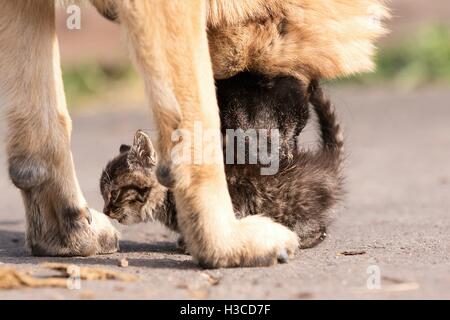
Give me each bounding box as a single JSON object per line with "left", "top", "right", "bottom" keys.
{"left": 0, "top": 0, "right": 388, "bottom": 268}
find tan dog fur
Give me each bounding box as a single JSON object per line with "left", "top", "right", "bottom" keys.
{"left": 0, "top": 0, "right": 388, "bottom": 267}
{"left": 208, "top": 1, "right": 389, "bottom": 81}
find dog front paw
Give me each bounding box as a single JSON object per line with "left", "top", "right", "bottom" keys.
{"left": 194, "top": 216, "right": 298, "bottom": 269}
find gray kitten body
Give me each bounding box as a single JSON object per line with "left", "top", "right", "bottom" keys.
{"left": 100, "top": 76, "right": 344, "bottom": 249}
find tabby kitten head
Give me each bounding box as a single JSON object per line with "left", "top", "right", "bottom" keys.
{"left": 100, "top": 130, "right": 165, "bottom": 225}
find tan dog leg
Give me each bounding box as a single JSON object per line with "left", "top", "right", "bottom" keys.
{"left": 117, "top": 0, "right": 298, "bottom": 268}
{"left": 0, "top": 1, "right": 118, "bottom": 256}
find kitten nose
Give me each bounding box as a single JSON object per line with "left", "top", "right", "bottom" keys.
{"left": 103, "top": 206, "right": 111, "bottom": 216}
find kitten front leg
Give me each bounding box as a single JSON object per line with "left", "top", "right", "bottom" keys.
{"left": 117, "top": 0, "right": 298, "bottom": 268}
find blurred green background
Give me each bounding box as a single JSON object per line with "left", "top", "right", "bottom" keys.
{"left": 56, "top": 0, "right": 450, "bottom": 108}
{"left": 337, "top": 25, "right": 450, "bottom": 87}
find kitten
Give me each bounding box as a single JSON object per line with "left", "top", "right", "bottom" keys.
{"left": 217, "top": 72, "right": 310, "bottom": 162}
{"left": 100, "top": 74, "right": 344, "bottom": 249}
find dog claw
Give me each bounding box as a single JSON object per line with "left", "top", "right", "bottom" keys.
{"left": 84, "top": 207, "right": 93, "bottom": 225}
{"left": 277, "top": 250, "right": 289, "bottom": 264}
{"left": 176, "top": 236, "right": 190, "bottom": 254}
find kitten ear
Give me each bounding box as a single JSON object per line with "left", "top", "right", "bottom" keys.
{"left": 120, "top": 144, "right": 131, "bottom": 154}
{"left": 128, "top": 130, "right": 157, "bottom": 168}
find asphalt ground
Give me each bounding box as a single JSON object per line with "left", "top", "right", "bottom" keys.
{"left": 0, "top": 87, "right": 449, "bottom": 299}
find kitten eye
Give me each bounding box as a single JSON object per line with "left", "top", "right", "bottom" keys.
{"left": 111, "top": 190, "right": 121, "bottom": 202}
{"left": 142, "top": 187, "right": 151, "bottom": 195}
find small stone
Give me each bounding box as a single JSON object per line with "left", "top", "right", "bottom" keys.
{"left": 338, "top": 250, "right": 366, "bottom": 256}
{"left": 201, "top": 272, "right": 221, "bottom": 286}
{"left": 176, "top": 283, "right": 189, "bottom": 290}
{"left": 118, "top": 258, "right": 129, "bottom": 268}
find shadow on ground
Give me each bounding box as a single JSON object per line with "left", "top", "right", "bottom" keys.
{"left": 0, "top": 229, "right": 197, "bottom": 270}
